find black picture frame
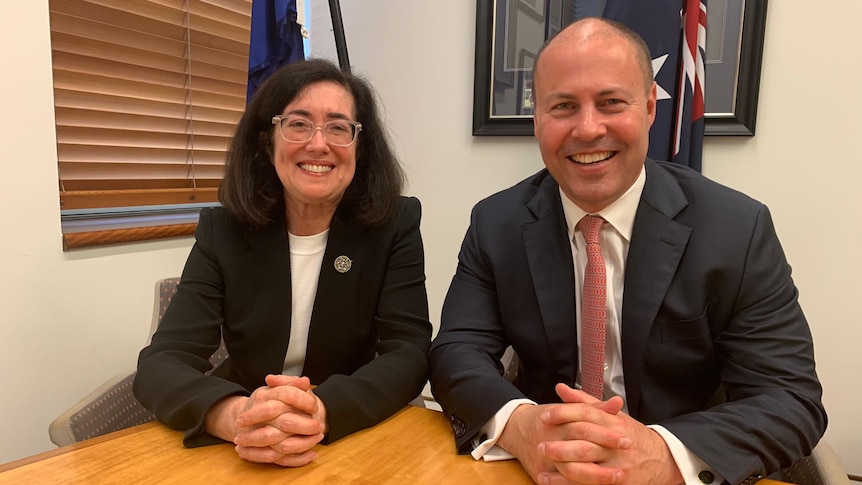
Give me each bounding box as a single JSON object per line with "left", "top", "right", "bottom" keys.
{"left": 472, "top": 0, "right": 768, "bottom": 137}
{"left": 703, "top": 0, "right": 768, "bottom": 136}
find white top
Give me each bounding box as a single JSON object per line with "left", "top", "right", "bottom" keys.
{"left": 282, "top": 229, "right": 328, "bottom": 376}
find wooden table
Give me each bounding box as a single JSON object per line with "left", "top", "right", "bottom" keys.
{"left": 0, "top": 406, "right": 792, "bottom": 484}
{"left": 0, "top": 406, "right": 529, "bottom": 484}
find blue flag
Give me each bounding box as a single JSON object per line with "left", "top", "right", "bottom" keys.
{"left": 602, "top": 0, "right": 706, "bottom": 171}
{"left": 247, "top": 0, "right": 305, "bottom": 103}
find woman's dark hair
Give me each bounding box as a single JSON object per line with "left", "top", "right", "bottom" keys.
{"left": 219, "top": 58, "right": 405, "bottom": 228}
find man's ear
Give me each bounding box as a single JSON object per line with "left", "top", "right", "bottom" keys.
{"left": 646, "top": 82, "right": 657, "bottom": 127}
{"left": 532, "top": 96, "right": 540, "bottom": 138}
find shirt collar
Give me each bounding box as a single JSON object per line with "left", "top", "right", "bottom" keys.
{"left": 560, "top": 165, "right": 646, "bottom": 243}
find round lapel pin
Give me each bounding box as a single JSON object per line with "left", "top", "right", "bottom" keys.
{"left": 334, "top": 255, "right": 353, "bottom": 273}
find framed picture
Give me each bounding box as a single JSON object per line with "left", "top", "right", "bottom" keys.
{"left": 703, "top": 0, "right": 768, "bottom": 135}
{"left": 472, "top": 0, "right": 768, "bottom": 136}
{"left": 520, "top": 0, "right": 545, "bottom": 17}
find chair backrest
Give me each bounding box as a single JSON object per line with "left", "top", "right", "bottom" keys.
{"left": 48, "top": 277, "right": 228, "bottom": 447}
{"left": 501, "top": 346, "right": 519, "bottom": 382}
{"left": 149, "top": 277, "right": 229, "bottom": 364}
{"left": 781, "top": 440, "right": 852, "bottom": 485}
{"left": 145, "top": 276, "right": 180, "bottom": 344}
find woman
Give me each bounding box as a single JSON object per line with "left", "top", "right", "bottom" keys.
{"left": 133, "top": 59, "right": 432, "bottom": 467}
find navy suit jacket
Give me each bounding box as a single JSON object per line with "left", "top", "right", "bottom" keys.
{"left": 429, "top": 160, "right": 826, "bottom": 484}
{"left": 134, "top": 197, "right": 431, "bottom": 447}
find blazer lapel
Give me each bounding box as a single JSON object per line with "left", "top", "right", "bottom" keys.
{"left": 622, "top": 159, "right": 691, "bottom": 417}
{"left": 302, "top": 211, "right": 363, "bottom": 379}
{"left": 523, "top": 174, "right": 579, "bottom": 381}
{"left": 240, "top": 214, "right": 294, "bottom": 375}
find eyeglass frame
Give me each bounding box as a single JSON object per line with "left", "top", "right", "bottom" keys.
{"left": 271, "top": 115, "right": 363, "bottom": 147}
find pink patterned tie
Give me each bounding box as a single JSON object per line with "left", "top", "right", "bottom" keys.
{"left": 577, "top": 215, "right": 606, "bottom": 400}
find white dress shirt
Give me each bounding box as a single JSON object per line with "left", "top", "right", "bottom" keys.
{"left": 471, "top": 167, "right": 722, "bottom": 485}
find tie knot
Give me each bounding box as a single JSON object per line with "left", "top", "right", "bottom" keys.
{"left": 577, "top": 215, "right": 604, "bottom": 244}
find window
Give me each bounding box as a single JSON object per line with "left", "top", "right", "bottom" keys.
{"left": 49, "top": 0, "right": 252, "bottom": 249}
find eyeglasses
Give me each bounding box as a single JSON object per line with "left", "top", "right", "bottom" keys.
{"left": 271, "top": 115, "right": 362, "bottom": 147}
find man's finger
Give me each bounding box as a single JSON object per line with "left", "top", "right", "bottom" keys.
{"left": 541, "top": 401, "right": 607, "bottom": 427}
{"left": 540, "top": 419, "right": 631, "bottom": 451}
{"left": 555, "top": 383, "right": 625, "bottom": 415}
{"left": 555, "top": 383, "right": 598, "bottom": 404}
{"left": 538, "top": 464, "right": 624, "bottom": 485}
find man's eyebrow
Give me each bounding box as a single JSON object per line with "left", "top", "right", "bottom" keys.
{"left": 596, "top": 87, "right": 634, "bottom": 98}
{"left": 543, "top": 92, "right": 577, "bottom": 102}
{"left": 542, "top": 87, "right": 634, "bottom": 100}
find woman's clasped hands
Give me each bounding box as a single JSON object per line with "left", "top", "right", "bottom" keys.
{"left": 217, "top": 375, "right": 328, "bottom": 467}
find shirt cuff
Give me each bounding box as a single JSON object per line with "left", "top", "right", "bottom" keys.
{"left": 649, "top": 425, "right": 724, "bottom": 485}
{"left": 470, "top": 399, "right": 536, "bottom": 462}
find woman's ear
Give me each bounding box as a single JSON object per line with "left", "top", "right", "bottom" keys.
{"left": 258, "top": 131, "right": 274, "bottom": 163}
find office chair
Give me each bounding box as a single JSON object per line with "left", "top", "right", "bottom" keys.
{"left": 48, "top": 278, "right": 228, "bottom": 447}
{"left": 780, "top": 439, "right": 852, "bottom": 485}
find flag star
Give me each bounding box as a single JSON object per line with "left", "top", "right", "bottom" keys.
{"left": 652, "top": 54, "right": 672, "bottom": 101}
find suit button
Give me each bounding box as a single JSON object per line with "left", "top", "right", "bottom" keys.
{"left": 741, "top": 475, "right": 763, "bottom": 485}
{"left": 451, "top": 417, "right": 466, "bottom": 438}
{"left": 697, "top": 470, "right": 714, "bottom": 484}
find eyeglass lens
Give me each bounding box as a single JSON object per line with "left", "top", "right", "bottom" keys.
{"left": 280, "top": 117, "right": 357, "bottom": 146}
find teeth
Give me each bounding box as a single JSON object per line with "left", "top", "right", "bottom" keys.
{"left": 572, "top": 152, "right": 613, "bottom": 164}
{"left": 299, "top": 163, "right": 333, "bottom": 173}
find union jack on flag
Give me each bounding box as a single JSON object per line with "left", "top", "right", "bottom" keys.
{"left": 602, "top": 0, "right": 707, "bottom": 171}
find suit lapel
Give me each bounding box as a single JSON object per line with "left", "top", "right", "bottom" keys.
{"left": 523, "top": 174, "right": 579, "bottom": 381}
{"left": 622, "top": 159, "right": 691, "bottom": 417}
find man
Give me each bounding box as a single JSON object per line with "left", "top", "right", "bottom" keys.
{"left": 429, "top": 17, "right": 826, "bottom": 485}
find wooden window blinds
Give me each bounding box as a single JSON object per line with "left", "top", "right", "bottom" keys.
{"left": 49, "top": 0, "right": 251, "bottom": 249}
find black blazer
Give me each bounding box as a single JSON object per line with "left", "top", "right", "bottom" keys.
{"left": 134, "top": 197, "right": 431, "bottom": 447}
{"left": 429, "top": 160, "right": 826, "bottom": 484}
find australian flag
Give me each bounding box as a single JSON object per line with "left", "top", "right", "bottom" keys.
{"left": 247, "top": 0, "right": 305, "bottom": 103}
{"left": 602, "top": 0, "right": 706, "bottom": 171}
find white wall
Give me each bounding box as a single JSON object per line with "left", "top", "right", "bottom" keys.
{"left": 1, "top": 0, "right": 858, "bottom": 473}
{"left": 702, "top": 2, "right": 862, "bottom": 471}
{"left": 309, "top": 0, "right": 862, "bottom": 472}
{"left": 0, "top": 2, "right": 195, "bottom": 464}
